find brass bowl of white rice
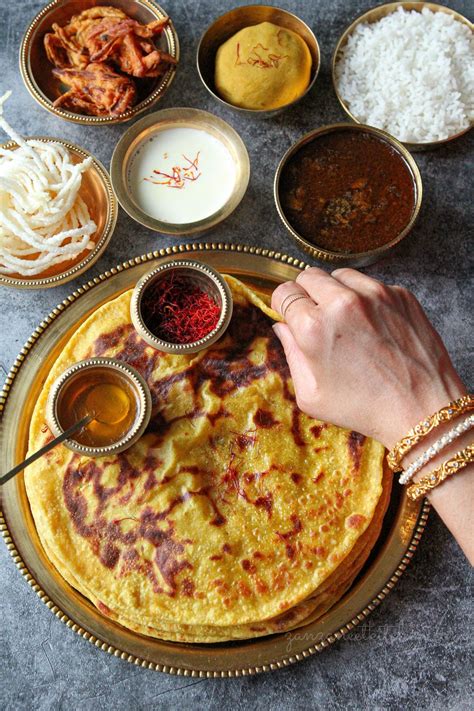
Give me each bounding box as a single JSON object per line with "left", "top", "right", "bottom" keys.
{"left": 332, "top": 2, "right": 473, "bottom": 150}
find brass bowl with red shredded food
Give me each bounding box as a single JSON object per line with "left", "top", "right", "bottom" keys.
{"left": 130, "top": 259, "right": 233, "bottom": 354}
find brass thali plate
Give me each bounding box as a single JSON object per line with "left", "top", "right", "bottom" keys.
{"left": 0, "top": 243, "right": 428, "bottom": 676}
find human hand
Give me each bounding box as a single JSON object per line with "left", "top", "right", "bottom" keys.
{"left": 271, "top": 267, "right": 466, "bottom": 449}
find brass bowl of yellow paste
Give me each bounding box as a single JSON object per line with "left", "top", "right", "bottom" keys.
{"left": 46, "top": 358, "right": 152, "bottom": 456}
{"left": 197, "top": 5, "right": 320, "bottom": 118}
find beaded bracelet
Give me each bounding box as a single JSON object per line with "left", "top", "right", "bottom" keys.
{"left": 407, "top": 444, "right": 474, "bottom": 501}
{"left": 399, "top": 414, "right": 474, "bottom": 485}
{"left": 387, "top": 394, "right": 474, "bottom": 472}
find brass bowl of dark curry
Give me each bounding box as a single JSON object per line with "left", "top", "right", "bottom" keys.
{"left": 274, "top": 124, "right": 422, "bottom": 266}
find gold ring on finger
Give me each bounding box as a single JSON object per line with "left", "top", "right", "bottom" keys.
{"left": 281, "top": 294, "right": 309, "bottom": 320}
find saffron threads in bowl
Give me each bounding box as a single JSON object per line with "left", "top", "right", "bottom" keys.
{"left": 130, "top": 259, "right": 233, "bottom": 355}
{"left": 140, "top": 271, "right": 221, "bottom": 344}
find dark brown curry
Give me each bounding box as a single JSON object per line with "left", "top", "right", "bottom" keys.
{"left": 279, "top": 129, "right": 416, "bottom": 253}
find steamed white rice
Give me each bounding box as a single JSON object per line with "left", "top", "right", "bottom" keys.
{"left": 334, "top": 7, "right": 474, "bottom": 143}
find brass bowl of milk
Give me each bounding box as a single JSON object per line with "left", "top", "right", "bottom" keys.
{"left": 110, "top": 108, "right": 250, "bottom": 235}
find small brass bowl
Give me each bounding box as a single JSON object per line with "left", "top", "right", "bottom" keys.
{"left": 131, "top": 259, "right": 233, "bottom": 354}
{"left": 332, "top": 2, "right": 473, "bottom": 151}
{"left": 46, "top": 358, "right": 152, "bottom": 457}
{"left": 197, "top": 4, "right": 320, "bottom": 118}
{"left": 110, "top": 107, "right": 250, "bottom": 235}
{"left": 0, "top": 138, "right": 117, "bottom": 289}
{"left": 274, "top": 123, "right": 423, "bottom": 267}
{"left": 20, "top": 0, "right": 179, "bottom": 125}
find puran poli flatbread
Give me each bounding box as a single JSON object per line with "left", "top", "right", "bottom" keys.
{"left": 39, "top": 458, "right": 390, "bottom": 641}
{"left": 25, "top": 276, "right": 388, "bottom": 639}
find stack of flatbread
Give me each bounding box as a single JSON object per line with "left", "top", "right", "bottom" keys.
{"left": 26, "top": 275, "right": 390, "bottom": 642}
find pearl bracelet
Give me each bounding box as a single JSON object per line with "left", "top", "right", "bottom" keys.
{"left": 399, "top": 414, "right": 474, "bottom": 485}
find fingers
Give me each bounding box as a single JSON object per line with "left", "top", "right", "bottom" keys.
{"left": 271, "top": 280, "right": 317, "bottom": 324}
{"left": 272, "top": 280, "right": 322, "bottom": 356}
{"left": 331, "top": 268, "right": 393, "bottom": 301}
{"left": 296, "top": 267, "right": 352, "bottom": 304}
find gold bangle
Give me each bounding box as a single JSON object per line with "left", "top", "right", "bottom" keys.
{"left": 406, "top": 443, "right": 474, "bottom": 501}
{"left": 387, "top": 395, "right": 474, "bottom": 472}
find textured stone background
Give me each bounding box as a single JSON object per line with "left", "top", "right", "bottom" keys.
{"left": 0, "top": 0, "right": 472, "bottom": 709}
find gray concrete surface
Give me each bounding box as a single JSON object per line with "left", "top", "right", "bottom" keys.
{"left": 0, "top": 0, "right": 472, "bottom": 709}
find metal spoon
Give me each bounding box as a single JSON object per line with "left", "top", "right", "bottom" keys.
{"left": 0, "top": 414, "right": 92, "bottom": 486}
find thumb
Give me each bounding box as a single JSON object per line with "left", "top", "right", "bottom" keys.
{"left": 272, "top": 323, "right": 301, "bottom": 368}
{"left": 272, "top": 323, "right": 316, "bottom": 402}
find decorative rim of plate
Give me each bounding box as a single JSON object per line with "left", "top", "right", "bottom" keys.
{"left": 19, "top": 0, "right": 179, "bottom": 126}
{"left": 0, "top": 243, "right": 430, "bottom": 676}
{"left": 0, "top": 138, "right": 118, "bottom": 289}
{"left": 331, "top": 1, "right": 473, "bottom": 151}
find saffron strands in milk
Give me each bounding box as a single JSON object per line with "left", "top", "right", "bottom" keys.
{"left": 127, "top": 127, "right": 237, "bottom": 224}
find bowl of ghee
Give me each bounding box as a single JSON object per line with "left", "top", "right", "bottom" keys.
{"left": 46, "top": 358, "right": 152, "bottom": 456}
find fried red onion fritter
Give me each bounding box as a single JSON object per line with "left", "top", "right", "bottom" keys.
{"left": 44, "top": 6, "right": 176, "bottom": 115}
{"left": 52, "top": 63, "right": 137, "bottom": 116}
